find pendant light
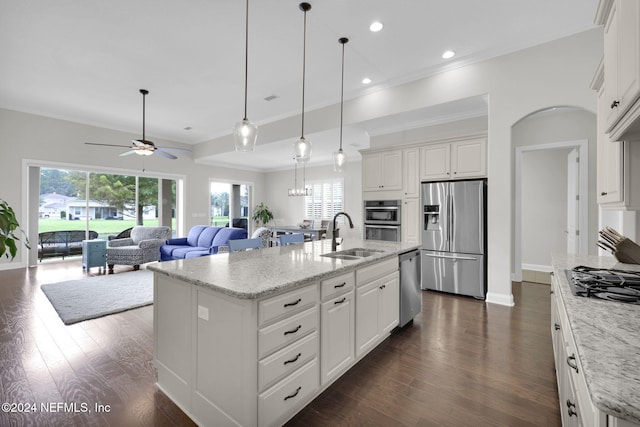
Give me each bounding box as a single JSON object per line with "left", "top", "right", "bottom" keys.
{"left": 288, "top": 158, "right": 312, "bottom": 196}
{"left": 293, "top": 2, "right": 312, "bottom": 163}
{"left": 233, "top": 0, "right": 258, "bottom": 152}
{"left": 333, "top": 37, "right": 348, "bottom": 172}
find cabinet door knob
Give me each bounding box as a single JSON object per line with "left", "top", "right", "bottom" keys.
{"left": 600, "top": 191, "right": 608, "bottom": 196}
{"left": 554, "top": 323, "right": 560, "bottom": 331}
{"left": 611, "top": 100, "right": 620, "bottom": 109}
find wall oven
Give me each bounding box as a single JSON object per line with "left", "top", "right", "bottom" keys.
{"left": 364, "top": 200, "right": 401, "bottom": 242}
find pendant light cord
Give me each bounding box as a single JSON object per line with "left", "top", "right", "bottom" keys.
{"left": 339, "top": 40, "right": 345, "bottom": 151}
{"left": 300, "top": 6, "right": 307, "bottom": 138}
{"left": 243, "top": 0, "right": 249, "bottom": 120}
{"left": 142, "top": 91, "right": 146, "bottom": 142}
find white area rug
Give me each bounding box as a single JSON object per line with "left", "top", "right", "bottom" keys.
{"left": 41, "top": 269, "right": 153, "bottom": 325}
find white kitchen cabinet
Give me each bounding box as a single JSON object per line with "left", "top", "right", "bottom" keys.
{"left": 154, "top": 253, "right": 402, "bottom": 427}
{"left": 355, "top": 258, "right": 399, "bottom": 358}
{"left": 420, "top": 138, "right": 486, "bottom": 181}
{"left": 551, "top": 274, "right": 607, "bottom": 427}
{"left": 598, "top": 0, "right": 640, "bottom": 141}
{"left": 402, "top": 147, "right": 420, "bottom": 198}
{"left": 596, "top": 66, "right": 624, "bottom": 204}
{"left": 320, "top": 290, "right": 355, "bottom": 385}
{"left": 362, "top": 150, "right": 403, "bottom": 192}
{"left": 402, "top": 198, "right": 420, "bottom": 246}
{"left": 319, "top": 271, "right": 355, "bottom": 386}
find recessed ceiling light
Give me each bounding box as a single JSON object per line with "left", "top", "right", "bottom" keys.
{"left": 369, "top": 21, "right": 383, "bottom": 32}
{"left": 442, "top": 50, "right": 455, "bottom": 59}
{"left": 362, "top": 77, "right": 372, "bottom": 85}
{"left": 183, "top": 126, "right": 192, "bottom": 131}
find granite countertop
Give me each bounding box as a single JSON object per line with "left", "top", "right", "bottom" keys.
{"left": 551, "top": 253, "right": 640, "bottom": 424}
{"left": 148, "top": 239, "right": 420, "bottom": 300}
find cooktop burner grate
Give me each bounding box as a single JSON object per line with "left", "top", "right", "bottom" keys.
{"left": 566, "top": 265, "right": 640, "bottom": 304}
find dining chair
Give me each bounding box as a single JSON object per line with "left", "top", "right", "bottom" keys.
{"left": 228, "top": 238, "right": 263, "bottom": 252}
{"left": 279, "top": 233, "right": 305, "bottom": 246}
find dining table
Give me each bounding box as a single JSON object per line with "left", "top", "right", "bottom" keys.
{"left": 270, "top": 225, "right": 327, "bottom": 242}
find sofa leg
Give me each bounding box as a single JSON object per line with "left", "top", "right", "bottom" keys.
{"left": 108, "top": 264, "right": 114, "bottom": 274}
{"left": 133, "top": 265, "right": 140, "bottom": 271}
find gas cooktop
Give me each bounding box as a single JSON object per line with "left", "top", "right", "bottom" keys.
{"left": 565, "top": 265, "right": 640, "bottom": 304}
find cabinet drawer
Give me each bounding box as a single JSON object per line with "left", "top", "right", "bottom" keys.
{"left": 258, "top": 331, "right": 318, "bottom": 392}
{"left": 321, "top": 271, "right": 355, "bottom": 301}
{"left": 356, "top": 257, "right": 397, "bottom": 286}
{"left": 259, "top": 306, "right": 318, "bottom": 358}
{"left": 259, "top": 284, "right": 319, "bottom": 326}
{"left": 258, "top": 359, "right": 319, "bottom": 427}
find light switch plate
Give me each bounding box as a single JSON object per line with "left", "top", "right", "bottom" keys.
{"left": 197, "top": 305, "right": 209, "bottom": 321}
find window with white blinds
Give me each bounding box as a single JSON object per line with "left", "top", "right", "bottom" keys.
{"left": 304, "top": 179, "right": 344, "bottom": 222}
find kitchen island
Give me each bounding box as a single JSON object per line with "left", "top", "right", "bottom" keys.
{"left": 148, "top": 239, "right": 419, "bottom": 427}
{"left": 551, "top": 253, "right": 640, "bottom": 426}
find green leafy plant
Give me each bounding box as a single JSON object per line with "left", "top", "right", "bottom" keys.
{"left": 0, "top": 199, "right": 30, "bottom": 260}
{"left": 252, "top": 202, "right": 274, "bottom": 227}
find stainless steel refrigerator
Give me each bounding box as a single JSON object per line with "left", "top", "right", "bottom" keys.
{"left": 421, "top": 180, "right": 486, "bottom": 299}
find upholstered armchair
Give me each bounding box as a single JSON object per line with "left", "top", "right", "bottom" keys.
{"left": 106, "top": 226, "right": 171, "bottom": 274}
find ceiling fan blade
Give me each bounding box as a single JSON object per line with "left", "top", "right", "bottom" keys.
{"left": 85, "top": 142, "right": 132, "bottom": 148}
{"left": 155, "top": 150, "right": 177, "bottom": 160}
{"left": 157, "top": 146, "right": 192, "bottom": 154}
{"left": 132, "top": 139, "right": 146, "bottom": 147}
{"left": 119, "top": 150, "right": 138, "bottom": 157}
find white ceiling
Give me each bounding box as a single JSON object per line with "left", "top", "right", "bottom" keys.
{"left": 0, "top": 0, "right": 598, "bottom": 171}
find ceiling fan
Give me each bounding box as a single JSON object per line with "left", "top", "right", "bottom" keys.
{"left": 85, "top": 89, "right": 191, "bottom": 160}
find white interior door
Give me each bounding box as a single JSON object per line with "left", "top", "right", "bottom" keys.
{"left": 566, "top": 148, "right": 580, "bottom": 254}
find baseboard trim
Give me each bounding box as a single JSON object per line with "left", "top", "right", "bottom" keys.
{"left": 485, "top": 292, "right": 515, "bottom": 307}
{"left": 0, "top": 262, "right": 27, "bottom": 271}
{"left": 521, "top": 263, "right": 552, "bottom": 273}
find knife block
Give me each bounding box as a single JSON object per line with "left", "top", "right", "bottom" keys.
{"left": 613, "top": 238, "right": 640, "bottom": 264}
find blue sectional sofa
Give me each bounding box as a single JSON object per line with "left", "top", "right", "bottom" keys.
{"left": 160, "top": 225, "right": 248, "bottom": 261}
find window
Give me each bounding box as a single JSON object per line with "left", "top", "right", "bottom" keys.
{"left": 305, "top": 179, "right": 344, "bottom": 222}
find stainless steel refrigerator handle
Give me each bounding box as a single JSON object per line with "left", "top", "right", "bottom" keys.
{"left": 449, "top": 188, "right": 453, "bottom": 248}
{"left": 424, "top": 253, "right": 477, "bottom": 261}
{"left": 365, "top": 225, "right": 400, "bottom": 229}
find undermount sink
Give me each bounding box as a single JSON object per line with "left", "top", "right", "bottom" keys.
{"left": 321, "top": 248, "right": 384, "bottom": 260}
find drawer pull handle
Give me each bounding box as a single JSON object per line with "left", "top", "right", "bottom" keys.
{"left": 379, "top": 284, "right": 386, "bottom": 290}
{"left": 554, "top": 323, "right": 560, "bottom": 331}
{"left": 284, "top": 353, "right": 302, "bottom": 365}
{"left": 566, "top": 399, "right": 577, "bottom": 417}
{"left": 566, "top": 354, "right": 579, "bottom": 373}
{"left": 611, "top": 100, "right": 620, "bottom": 109}
{"left": 284, "top": 298, "right": 302, "bottom": 308}
{"left": 284, "top": 386, "right": 302, "bottom": 401}
{"left": 284, "top": 325, "right": 302, "bottom": 336}
{"left": 334, "top": 282, "right": 346, "bottom": 288}
{"left": 334, "top": 297, "right": 346, "bottom": 305}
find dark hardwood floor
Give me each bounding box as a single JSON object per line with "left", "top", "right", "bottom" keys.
{"left": 0, "top": 259, "right": 560, "bottom": 426}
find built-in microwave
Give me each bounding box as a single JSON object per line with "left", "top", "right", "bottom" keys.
{"left": 363, "top": 200, "right": 401, "bottom": 225}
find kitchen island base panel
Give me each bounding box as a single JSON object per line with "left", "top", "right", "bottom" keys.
{"left": 153, "top": 250, "right": 404, "bottom": 427}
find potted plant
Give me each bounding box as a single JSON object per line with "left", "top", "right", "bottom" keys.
{"left": 252, "top": 202, "right": 274, "bottom": 227}
{"left": 0, "top": 199, "right": 30, "bottom": 260}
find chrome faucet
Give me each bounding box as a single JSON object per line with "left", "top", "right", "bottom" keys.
{"left": 331, "top": 211, "right": 354, "bottom": 251}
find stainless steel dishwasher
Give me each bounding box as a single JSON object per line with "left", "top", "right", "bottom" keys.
{"left": 399, "top": 249, "right": 422, "bottom": 327}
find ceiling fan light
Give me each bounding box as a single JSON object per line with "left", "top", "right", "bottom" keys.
{"left": 333, "top": 148, "right": 347, "bottom": 172}
{"left": 233, "top": 118, "right": 258, "bottom": 151}
{"left": 135, "top": 148, "right": 154, "bottom": 156}
{"left": 293, "top": 136, "right": 311, "bottom": 163}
